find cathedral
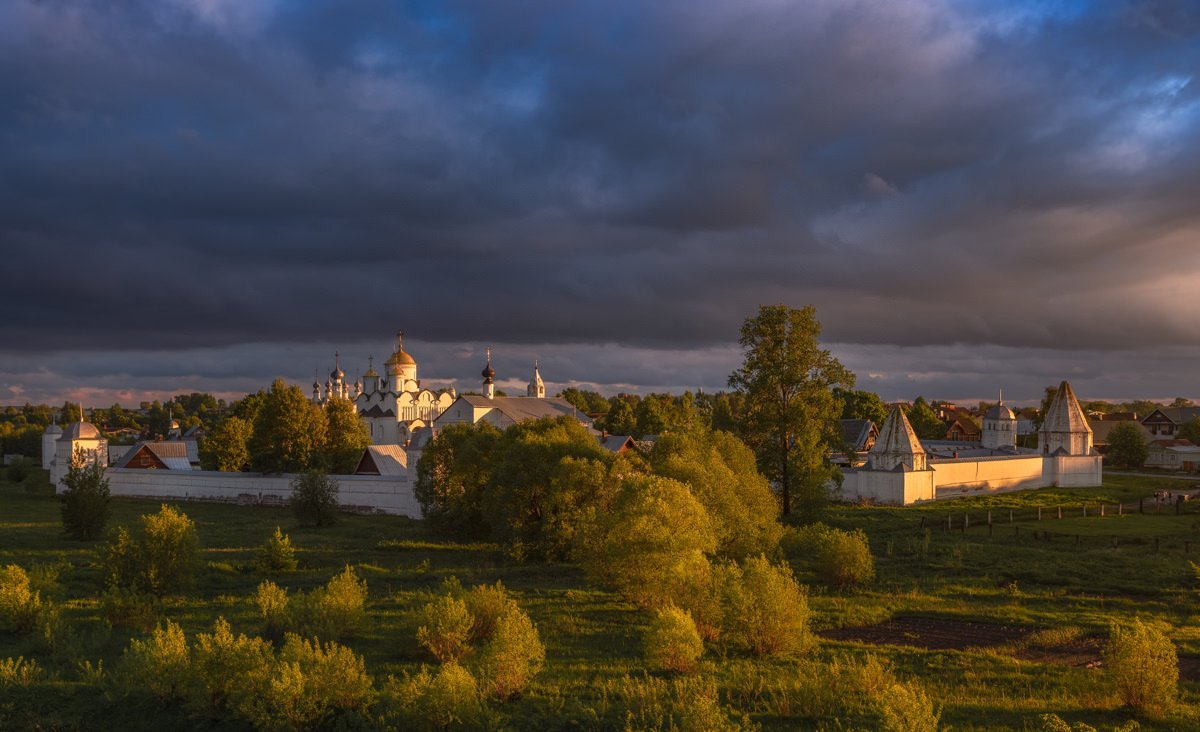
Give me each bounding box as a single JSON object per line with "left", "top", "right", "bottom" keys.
{"left": 312, "top": 332, "right": 569, "bottom": 446}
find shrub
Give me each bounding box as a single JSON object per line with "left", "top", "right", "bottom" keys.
{"left": 291, "top": 471, "right": 340, "bottom": 527}
{"left": 0, "top": 656, "right": 43, "bottom": 687}
{"left": 578, "top": 474, "right": 718, "bottom": 609}
{"left": 473, "top": 605, "right": 545, "bottom": 699}
{"left": 383, "top": 663, "right": 485, "bottom": 730}
{"left": 259, "top": 526, "right": 298, "bottom": 573}
{"left": 417, "top": 595, "right": 475, "bottom": 663}
{"left": 598, "top": 674, "right": 753, "bottom": 731}
{"left": 22, "top": 469, "right": 50, "bottom": 494}
{"left": 102, "top": 505, "right": 201, "bottom": 596}
{"left": 0, "top": 565, "right": 42, "bottom": 633}
{"left": 1104, "top": 618, "right": 1178, "bottom": 713}
{"left": 60, "top": 454, "right": 110, "bottom": 540}
{"left": 7, "top": 456, "right": 33, "bottom": 484}
{"left": 120, "top": 620, "right": 192, "bottom": 700}
{"left": 463, "top": 581, "right": 518, "bottom": 644}
{"left": 240, "top": 634, "right": 375, "bottom": 730}
{"left": 720, "top": 555, "right": 813, "bottom": 657}
{"left": 878, "top": 682, "right": 941, "bottom": 732}
{"left": 790, "top": 523, "right": 875, "bottom": 589}
{"left": 190, "top": 617, "right": 274, "bottom": 715}
{"left": 645, "top": 605, "right": 704, "bottom": 674}
{"left": 254, "top": 580, "right": 290, "bottom": 643}
{"left": 292, "top": 565, "right": 368, "bottom": 640}
{"left": 100, "top": 587, "right": 160, "bottom": 632}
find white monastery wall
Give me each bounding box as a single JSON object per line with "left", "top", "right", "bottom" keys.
{"left": 841, "top": 470, "right": 935, "bottom": 505}
{"left": 1046, "top": 455, "right": 1103, "bottom": 488}
{"left": 932, "top": 456, "right": 1046, "bottom": 498}
{"left": 103, "top": 469, "right": 421, "bottom": 517}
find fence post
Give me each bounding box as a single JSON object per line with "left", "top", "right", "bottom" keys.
{"left": 1038, "top": 507, "right": 1042, "bottom": 521}
{"left": 989, "top": 523, "right": 994, "bottom": 537}
{"left": 1009, "top": 509, "right": 1013, "bottom": 523}
{"left": 1155, "top": 537, "right": 1160, "bottom": 552}
{"left": 964, "top": 513, "right": 969, "bottom": 530}
{"left": 920, "top": 516, "right": 926, "bottom": 530}
{"left": 987, "top": 510, "right": 992, "bottom": 526}
{"left": 1101, "top": 504, "right": 1105, "bottom": 517}
{"left": 946, "top": 514, "right": 951, "bottom": 531}
{"left": 1082, "top": 504, "right": 1087, "bottom": 518}
{"left": 1057, "top": 506, "right": 1062, "bottom": 520}
{"left": 1112, "top": 536, "right": 1118, "bottom": 548}
{"left": 1119, "top": 503, "right": 1124, "bottom": 516}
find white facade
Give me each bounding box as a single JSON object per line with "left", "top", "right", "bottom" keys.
{"left": 50, "top": 421, "right": 108, "bottom": 491}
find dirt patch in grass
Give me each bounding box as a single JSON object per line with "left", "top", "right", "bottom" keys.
{"left": 819, "top": 616, "right": 1034, "bottom": 651}
{"left": 1015, "top": 634, "right": 1103, "bottom": 669}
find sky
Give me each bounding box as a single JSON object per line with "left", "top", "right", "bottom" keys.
{"left": 2, "top": 0, "right": 1199, "bottom": 407}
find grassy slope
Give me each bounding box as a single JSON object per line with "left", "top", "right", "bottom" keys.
{"left": 1, "top": 473, "right": 1197, "bottom": 730}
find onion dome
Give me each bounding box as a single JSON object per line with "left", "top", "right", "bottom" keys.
{"left": 329, "top": 352, "right": 345, "bottom": 381}
{"left": 385, "top": 332, "right": 417, "bottom": 376}
{"left": 481, "top": 347, "right": 495, "bottom": 382}
{"left": 59, "top": 421, "right": 101, "bottom": 441}
{"left": 985, "top": 403, "right": 1015, "bottom": 421}
{"left": 44, "top": 423, "right": 63, "bottom": 436}
{"left": 363, "top": 355, "right": 379, "bottom": 378}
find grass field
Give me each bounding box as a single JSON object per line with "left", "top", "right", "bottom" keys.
{"left": 2, "top": 473, "right": 1198, "bottom": 730}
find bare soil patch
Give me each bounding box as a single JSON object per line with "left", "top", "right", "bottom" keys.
{"left": 819, "top": 616, "right": 1033, "bottom": 651}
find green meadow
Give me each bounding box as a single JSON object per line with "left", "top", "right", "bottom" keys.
{"left": 1, "top": 473, "right": 1198, "bottom": 730}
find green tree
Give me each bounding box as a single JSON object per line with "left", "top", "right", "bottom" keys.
{"left": 1104, "top": 618, "right": 1177, "bottom": 713}
{"left": 578, "top": 474, "right": 717, "bottom": 609}
{"left": 649, "top": 429, "right": 781, "bottom": 558}
{"left": 229, "top": 389, "right": 267, "bottom": 424}
{"left": 291, "top": 472, "right": 340, "bottom": 527}
{"left": 320, "top": 397, "right": 371, "bottom": 474}
{"left": 1177, "top": 417, "right": 1200, "bottom": 444}
{"left": 103, "top": 505, "right": 201, "bottom": 596}
{"left": 834, "top": 388, "right": 889, "bottom": 426}
{"left": 1107, "top": 422, "right": 1148, "bottom": 469}
{"left": 199, "top": 416, "right": 252, "bottom": 472}
{"left": 60, "top": 450, "right": 110, "bottom": 540}
{"left": 415, "top": 422, "right": 503, "bottom": 536}
{"left": 1033, "top": 385, "right": 1059, "bottom": 430}
{"left": 728, "top": 305, "right": 853, "bottom": 517}
{"left": 249, "top": 379, "right": 328, "bottom": 473}
{"left": 905, "top": 397, "right": 946, "bottom": 441}
{"left": 601, "top": 398, "right": 637, "bottom": 436}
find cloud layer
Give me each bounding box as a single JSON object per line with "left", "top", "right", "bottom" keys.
{"left": 2, "top": 0, "right": 1198, "bottom": 404}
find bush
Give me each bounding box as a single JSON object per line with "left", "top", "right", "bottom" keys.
{"left": 259, "top": 526, "right": 298, "bottom": 573}
{"left": 463, "top": 581, "right": 519, "bottom": 644}
{"left": 720, "top": 555, "right": 813, "bottom": 657}
{"left": 473, "top": 605, "right": 545, "bottom": 699}
{"left": 790, "top": 523, "right": 875, "bottom": 589}
{"left": 60, "top": 455, "right": 110, "bottom": 540}
{"left": 598, "top": 674, "right": 753, "bottom": 731}
{"left": 100, "top": 587, "right": 160, "bottom": 632}
{"left": 6, "top": 456, "right": 33, "bottom": 484}
{"left": 293, "top": 565, "right": 368, "bottom": 640}
{"left": 120, "top": 620, "right": 192, "bottom": 700}
{"left": 1104, "top": 618, "right": 1178, "bottom": 713}
{"left": 102, "top": 505, "right": 201, "bottom": 596}
{"left": 645, "top": 605, "right": 704, "bottom": 674}
{"left": 417, "top": 595, "right": 475, "bottom": 663}
{"left": 877, "top": 681, "right": 941, "bottom": 732}
{"left": 383, "top": 663, "right": 485, "bottom": 730}
{"left": 190, "top": 617, "right": 274, "bottom": 715}
{"left": 291, "top": 471, "right": 340, "bottom": 527}
{"left": 254, "top": 580, "right": 290, "bottom": 643}
{"left": 22, "top": 469, "right": 51, "bottom": 494}
{"left": 0, "top": 656, "right": 43, "bottom": 687}
{"left": 578, "top": 474, "right": 718, "bottom": 609}
{"left": 240, "top": 634, "right": 375, "bottom": 730}
{"left": 0, "top": 565, "right": 42, "bottom": 633}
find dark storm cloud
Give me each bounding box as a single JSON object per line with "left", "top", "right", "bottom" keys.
{"left": 2, "top": 0, "right": 1199, "bottom": 402}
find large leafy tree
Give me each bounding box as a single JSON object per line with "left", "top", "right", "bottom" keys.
{"left": 199, "top": 416, "right": 253, "bottom": 472}
{"left": 321, "top": 397, "right": 371, "bottom": 474}
{"left": 415, "top": 422, "right": 504, "bottom": 536}
{"left": 1107, "top": 422, "right": 1148, "bottom": 469}
{"left": 834, "top": 388, "right": 888, "bottom": 426}
{"left": 728, "top": 305, "right": 853, "bottom": 517}
{"left": 61, "top": 449, "right": 110, "bottom": 540}
{"left": 1178, "top": 417, "right": 1200, "bottom": 445}
{"left": 249, "top": 379, "right": 328, "bottom": 474}
{"left": 905, "top": 397, "right": 946, "bottom": 441}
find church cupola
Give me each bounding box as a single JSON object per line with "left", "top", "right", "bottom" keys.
{"left": 865, "top": 405, "right": 929, "bottom": 472}
{"left": 384, "top": 330, "right": 418, "bottom": 385}
{"left": 527, "top": 360, "right": 545, "bottom": 398}
{"left": 363, "top": 355, "right": 380, "bottom": 395}
{"left": 481, "top": 347, "right": 496, "bottom": 399}
{"left": 981, "top": 388, "right": 1017, "bottom": 450}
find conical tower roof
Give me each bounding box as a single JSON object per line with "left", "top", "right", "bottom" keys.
{"left": 1041, "top": 380, "right": 1090, "bottom": 434}
{"left": 871, "top": 404, "right": 925, "bottom": 457}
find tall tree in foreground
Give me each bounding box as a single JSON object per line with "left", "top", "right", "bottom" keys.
{"left": 61, "top": 449, "right": 111, "bottom": 540}
{"left": 199, "top": 416, "right": 253, "bottom": 472}
{"left": 321, "top": 397, "right": 371, "bottom": 474}
{"left": 729, "top": 305, "right": 853, "bottom": 517}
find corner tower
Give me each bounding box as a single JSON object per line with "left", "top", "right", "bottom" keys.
{"left": 866, "top": 405, "right": 928, "bottom": 472}
{"left": 981, "top": 389, "right": 1017, "bottom": 450}
{"left": 1038, "top": 380, "right": 1092, "bottom": 456}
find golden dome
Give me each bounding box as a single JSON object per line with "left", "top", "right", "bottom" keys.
{"left": 384, "top": 331, "right": 417, "bottom": 375}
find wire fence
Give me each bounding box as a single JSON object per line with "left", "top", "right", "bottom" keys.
{"left": 916, "top": 495, "right": 1200, "bottom": 553}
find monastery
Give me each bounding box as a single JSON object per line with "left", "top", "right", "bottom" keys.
{"left": 839, "top": 381, "right": 1102, "bottom": 505}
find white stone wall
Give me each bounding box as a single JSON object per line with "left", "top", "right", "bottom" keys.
{"left": 841, "top": 469, "right": 936, "bottom": 505}
{"left": 102, "top": 469, "right": 421, "bottom": 517}
{"left": 931, "top": 455, "right": 1046, "bottom": 498}
{"left": 1046, "top": 454, "right": 1103, "bottom": 488}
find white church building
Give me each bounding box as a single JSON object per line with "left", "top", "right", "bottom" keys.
{"left": 840, "top": 380, "right": 1102, "bottom": 505}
